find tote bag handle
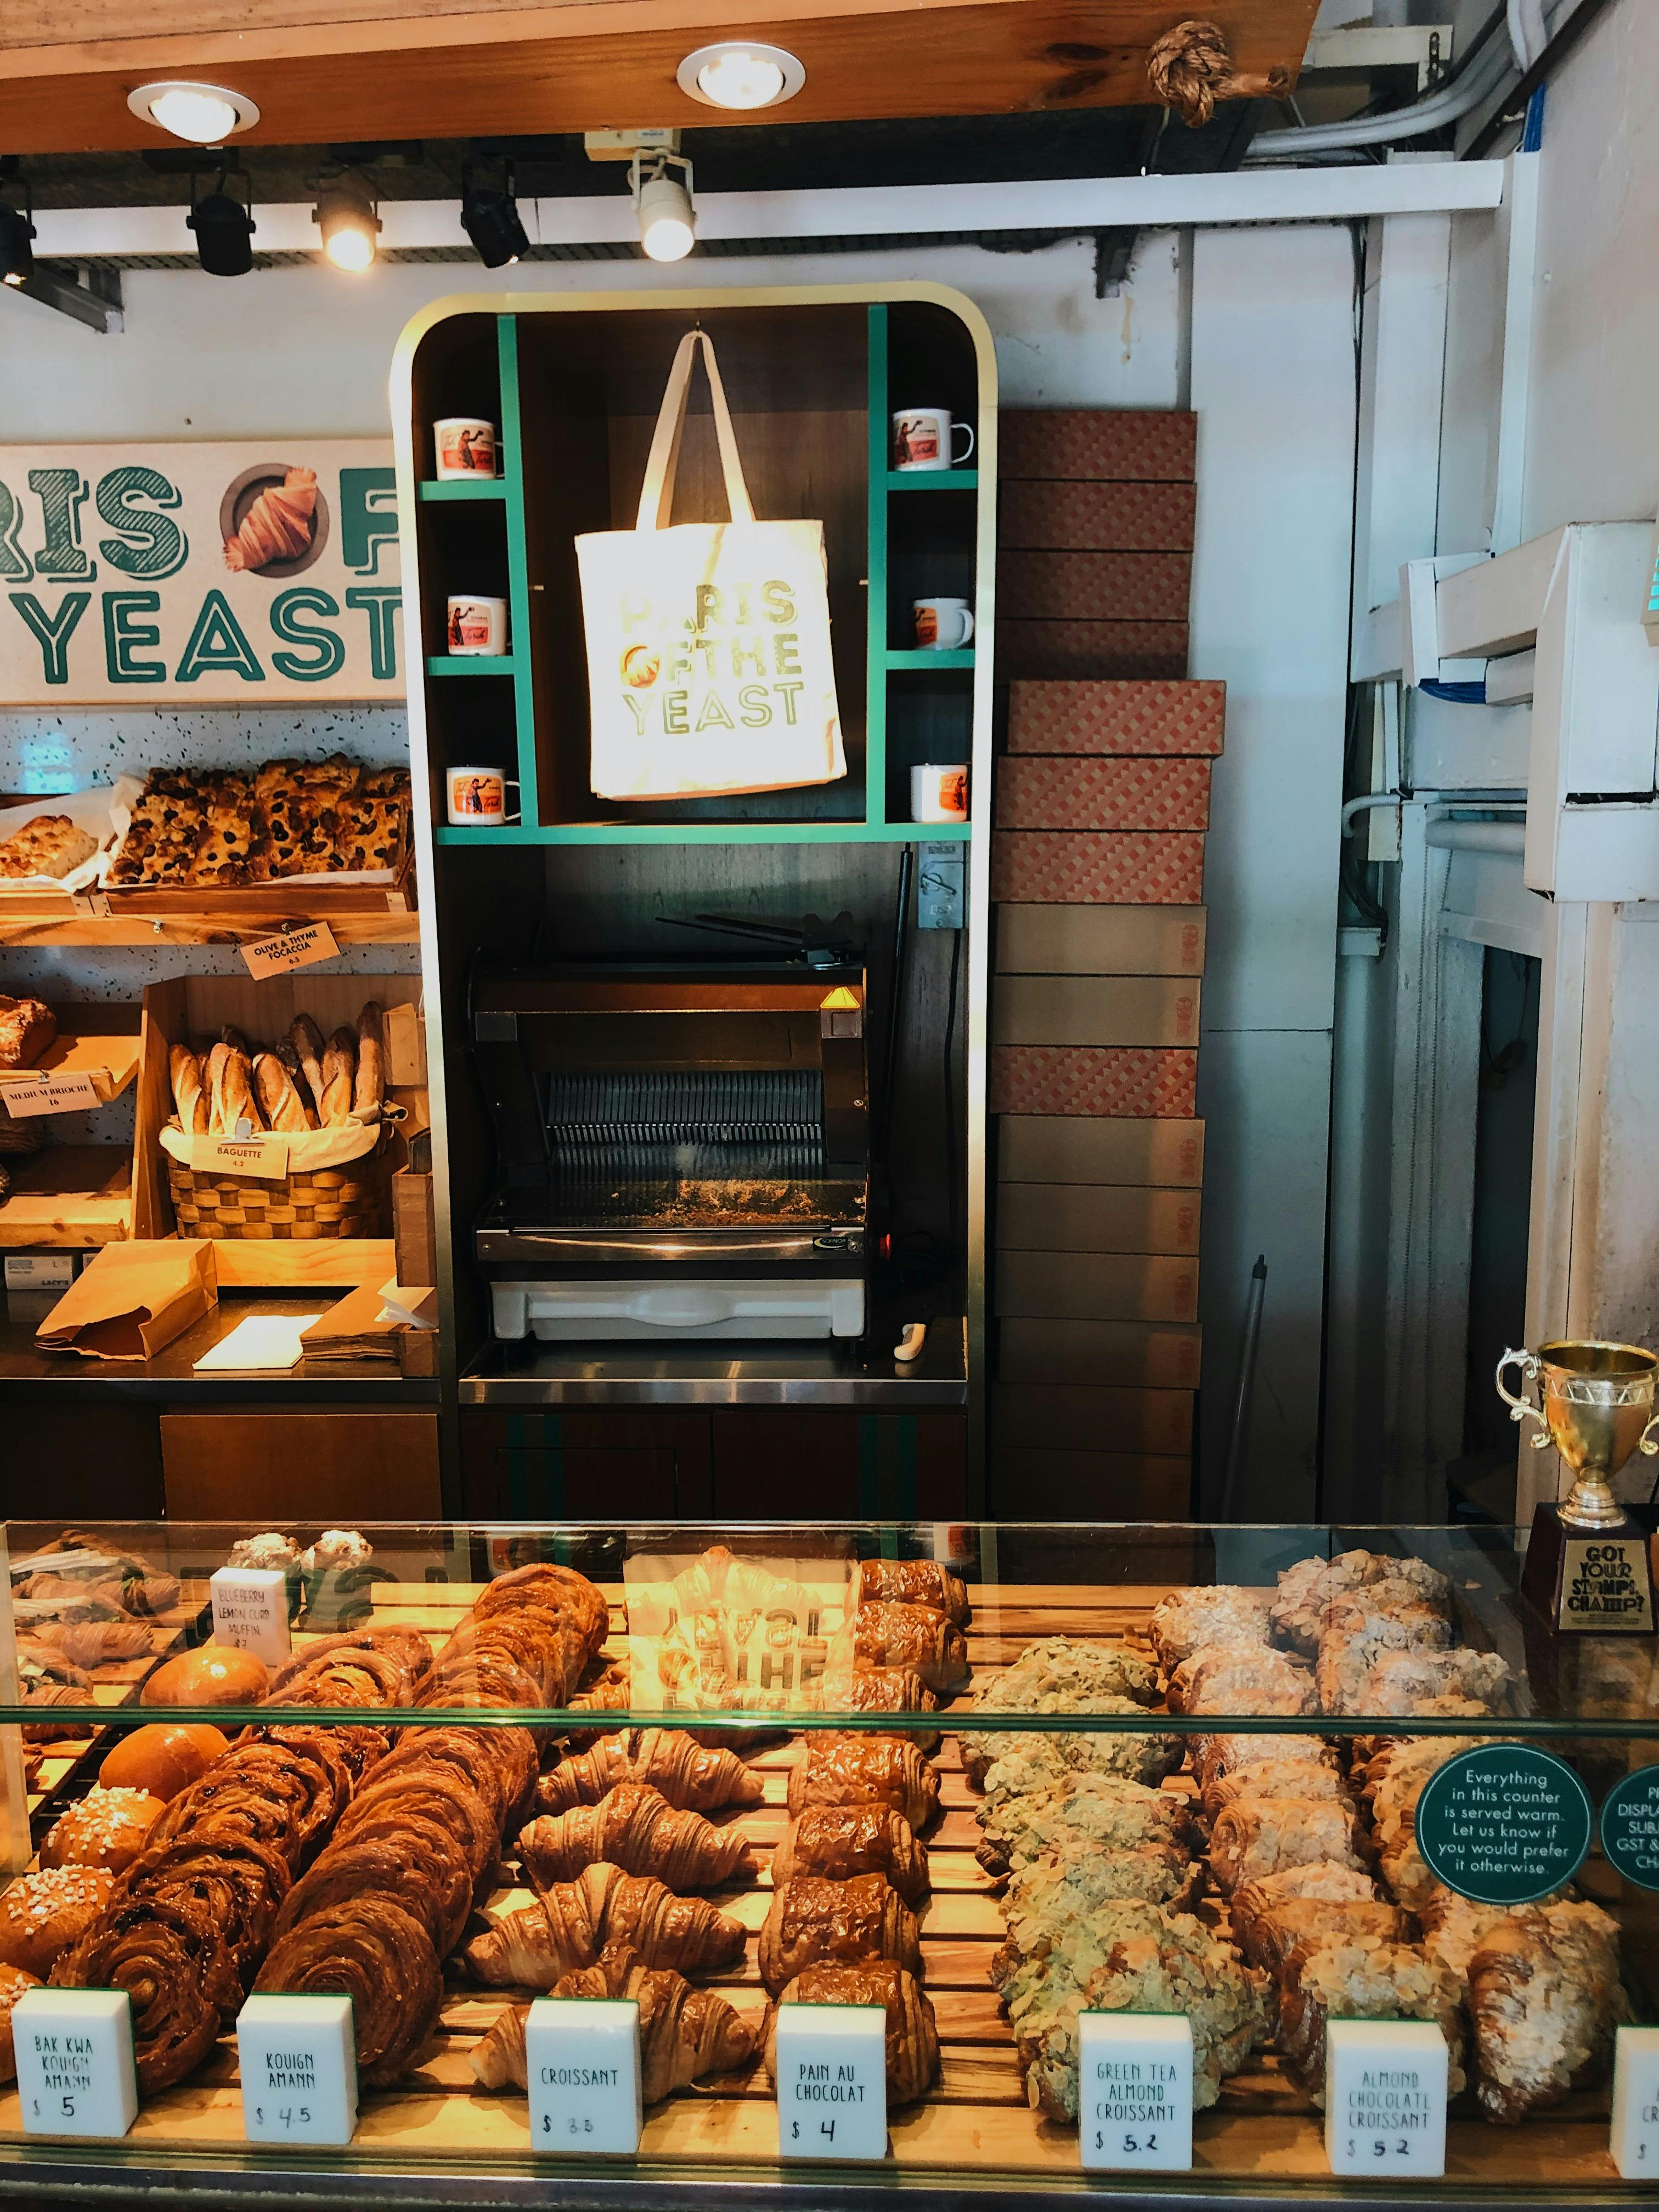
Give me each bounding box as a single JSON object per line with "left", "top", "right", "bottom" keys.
{"left": 634, "top": 328, "right": 756, "bottom": 533}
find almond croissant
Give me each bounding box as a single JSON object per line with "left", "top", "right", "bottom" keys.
{"left": 470, "top": 1943, "right": 756, "bottom": 2103}
{"left": 462, "top": 1862, "right": 746, "bottom": 1987}
{"left": 534, "top": 1729, "right": 765, "bottom": 1817}
{"left": 516, "top": 1782, "right": 752, "bottom": 1893}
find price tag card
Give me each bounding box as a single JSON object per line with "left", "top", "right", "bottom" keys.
{"left": 1611, "top": 2025, "right": 1659, "bottom": 2177}
{"left": 1078, "top": 2012, "right": 1192, "bottom": 2172}
{"left": 211, "top": 1566, "right": 292, "bottom": 1665}
{"left": 3, "top": 1254, "right": 76, "bottom": 1291}
{"left": 241, "top": 922, "right": 341, "bottom": 980}
{"left": 238, "top": 1993, "right": 357, "bottom": 2146}
{"left": 774, "top": 2003, "right": 887, "bottom": 2162}
{"left": 188, "top": 1131, "right": 292, "bottom": 1181}
{"left": 3, "top": 1070, "right": 103, "bottom": 1118}
{"left": 526, "top": 1996, "right": 641, "bottom": 2154}
{"left": 13, "top": 1988, "right": 138, "bottom": 2139}
{"left": 1324, "top": 2019, "right": 1448, "bottom": 2177}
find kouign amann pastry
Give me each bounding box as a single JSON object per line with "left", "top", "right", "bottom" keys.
{"left": 765, "top": 1961, "right": 939, "bottom": 2102}
{"left": 758, "top": 1872, "right": 922, "bottom": 1995}
{"left": 254, "top": 1897, "right": 443, "bottom": 2086}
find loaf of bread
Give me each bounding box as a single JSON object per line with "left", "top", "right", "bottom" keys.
{"left": 99, "top": 1723, "right": 229, "bottom": 1802}
{"left": 0, "top": 1867, "right": 115, "bottom": 1978}
{"left": 168, "top": 1045, "right": 208, "bottom": 1135}
{"left": 320, "top": 1026, "right": 356, "bottom": 1123}
{"left": 253, "top": 1050, "right": 309, "bottom": 1132}
{"left": 140, "top": 1646, "right": 270, "bottom": 1709}
{"left": 0, "top": 995, "right": 57, "bottom": 1071}
{"left": 40, "top": 1787, "right": 167, "bottom": 1874}
{"left": 273, "top": 1039, "right": 318, "bottom": 1126}
{"left": 289, "top": 1014, "right": 328, "bottom": 1119}
{"left": 353, "top": 1000, "right": 385, "bottom": 1117}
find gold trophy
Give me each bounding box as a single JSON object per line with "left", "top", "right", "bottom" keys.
{"left": 1498, "top": 1340, "right": 1659, "bottom": 1634}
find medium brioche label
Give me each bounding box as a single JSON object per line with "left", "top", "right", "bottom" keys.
{"left": 3, "top": 1070, "right": 102, "bottom": 1117}
{"left": 240, "top": 922, "right": 341, "bottom": 980}
{"left": 188, "top": 1131, "right": 291, "bottom": 1179}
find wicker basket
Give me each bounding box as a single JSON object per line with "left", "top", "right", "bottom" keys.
{"left": 165, "top": 1155, "right": 386, "bottom": 1241}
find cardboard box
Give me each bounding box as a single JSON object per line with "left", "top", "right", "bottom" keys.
{"left": 997, "top": 1183, "right": 1199, "bottom": 1255}
{"left": 998, "top": 410, "right": 1196, "bottom": 483}
{"left": 997, "top": 1316, "right": 1201, "bottom": 1389}
{"left": 995, "top": 757, "right": 1211, "bottom": 833}
{"left": 998, "top": 478, "right": 1196, "bottom": 553}
{"left": 995, "top": 1250, "right": 1199, "bottom": 1323}
{"left": 992, "top": 1381, "right": 1193, "bottom": 1456}
{"left": 997, "top": 1115, "right": 1204, "bottom": 1186}
{"left": 991, "top": 976, "right": 1199, "bottom": 1049}
{"left": 1008, "top": 680, "right": 1226, "bottom": 758}
{"left": 989, "top": 1448, "right": 1192, "bottom": 1520}
{"left": 392, "top": 1167, "right": 437, "bottom": 1291}
{"left": 999, "top": 550, "right": 1192, "bottom": 625}
{"left": 991, "top": 831, "right": 1205, "bottom": 906}
{"left": 990, "top": 1046, "right": 1197, "bottom": 1119}
{"left": 995, "top": 620, "right": 1187, "bottom": 684}
{"left": 996, "top": 906, "right": 1205, "bottom": 978}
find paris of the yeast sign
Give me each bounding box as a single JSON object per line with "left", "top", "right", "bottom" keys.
{"left": 0, "top": 442, "right": 403, "bottom": 703}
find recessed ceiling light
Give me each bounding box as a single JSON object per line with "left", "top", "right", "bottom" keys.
{"left": 127, "top": 80, "right": 260, "bottom": 144}
{"left": 676, "top": 42, "right": 805, "bottom": 110}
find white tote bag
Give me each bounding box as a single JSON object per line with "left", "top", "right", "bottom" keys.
{"left": 577, "top": 329, "right": 847, "bottom": 802}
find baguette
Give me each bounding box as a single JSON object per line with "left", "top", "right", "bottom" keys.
{"left": 289, "top": 1014, "right": 328, "bottom": 1119}
{"left": 274, "top": 1039, "right": 318, "bottom": 1127}
{"left": 220, "top": 1023, "right": 253, "bottom": 1056}
{"left": 168, "top": 1045, "right": 208, "bottom": 1135}
{"left": 253, "top": 1050, "right": 309, "bottom": 1133}
{"left": 320, "top": 1027, "right": 356, "bottom": 1124}
{"left": 212, "top": 1047, "right": 261, "bottom": 1136}
{"left": 203, "top": 1042, "right": 232, "bottom": 1133}
{"left": 353, "top": 1001, "right": 385, "bottom": 1119}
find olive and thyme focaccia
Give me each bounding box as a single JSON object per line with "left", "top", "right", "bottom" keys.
{"left": 110, "top": 770, "right": 204, "bottom": 886}
{"left": 0, "top": 815, "right": 99, "bottom": 879}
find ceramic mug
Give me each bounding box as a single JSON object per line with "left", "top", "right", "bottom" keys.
{"left": 910, "top": 764, "right": 969, "bottom": 823}
{"left": 446, "top": 595, "right": 508, "bottom": 655}
{"left": 891, "top": 408, "right": 975, "bottom": 472}
{"left": 913, "top": 597, "right": 975, "bottom": 650}
{"left": 446, "top": 766, "right": 520, "bottom": 827}
{"left": 433, "top": 418, "right": 500, "bottom": 479}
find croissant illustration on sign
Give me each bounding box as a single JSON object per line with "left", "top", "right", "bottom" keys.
{"left": 221, "top": 465, "right": 324, "bottom": 577}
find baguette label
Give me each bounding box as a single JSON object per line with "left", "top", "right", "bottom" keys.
{"left": 1079, "top": 2013, "right": 1192, "bottom": 2172}
{"left": 189, "top": 1132, "right": 291, "bottom": 1179}
{"left": 526, "top": 1998, "right": 642, "bottom": 2155}
{"left": 210, "top": 1565, "right": 292, "bottom": 1665}
{"left": 13, "top": 1988, "right": 139, "bottom": 2139}
{"left": 240, "top": 922, "right": 341, "bottom": 979}
{"left": 3, "top": 1070, "right": 103, "bottom": 1116}
{"left": 774, "top": 2005, "right": 887, "bottom": 2162}
{"left": 237, "top": 1995, "right": 358, "bottom": 2146}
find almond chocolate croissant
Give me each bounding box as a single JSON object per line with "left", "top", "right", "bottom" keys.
{"left": 831, "top": 1601, "right": 969, "bottom": 1693}
{"left": 786, "top": 1734, "right": 941, "bottom": 1831}
{"left": 758, "top": 1873, "right": 922, "bottom": 1996}
{"left": 471, "top": 1943, "right": 757, "bottom": 2102}
{"left": 516, "top": 1782, "right": 752, "bottom": 1893}
{"left": 771, "top": 1805, "right": 929, "bottom": 1904}
{"left": 765, "top": 1961, "right": 939, "bottom": 2103}
{"left": 463, "top": 1862, "right": 747, "bottom": 1987}
{"left": 253, "top": 1897, "right": 443, "bottom": 2086}
{"left": 534, "top": 1729, "right": 765, "bottom": 1817}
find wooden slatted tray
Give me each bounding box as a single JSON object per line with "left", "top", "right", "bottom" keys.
{"left": 0, "top": 1579, "right": 1633, "bottom": 2188}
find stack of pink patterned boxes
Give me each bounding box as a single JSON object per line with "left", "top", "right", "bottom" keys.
{"left": 988, "top": 410, "right": 1221, "bottom": 1516}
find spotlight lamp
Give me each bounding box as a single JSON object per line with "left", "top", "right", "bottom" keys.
{"left": 188, "top": 168, "right": 256, "bottom": 277}
{"left": 127, "top": 80, "right": 260, "bottom": 144}
{"left": 0, "top": 178, "right": 35, "bottom": 289}
{"left": 461, "top": 158, "right": 529, "bottom": 269}
{"left": 632, "top": 148, "right": 696, "bottom": 263}
{"left": 676, "top": 41, "right": 805, "bottom": 110}
{"left": 315, "top": 169, "right": 381, "bottom": 272}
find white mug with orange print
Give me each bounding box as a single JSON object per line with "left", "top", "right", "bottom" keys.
{"left": 433, "top": 418, "right": 500, "bottom": 479}
{"left": 891, "top": 408, "right": 975, "bottom": 472}
{"left": 913, "top": 597, "right": 975, "bottom": 650}
{"left": 446, "top": 766, "right": 521, "bottom": 827}
{"left": 910, "top": 764, "right": 969, "bottom": 823}
{"left": 446, "top": 595, "right": 509, "bottom": 656}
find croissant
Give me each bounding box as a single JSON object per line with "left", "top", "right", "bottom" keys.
{"left": 464, "top": 1862, "right": 747, "bottom": 1986}
{"left": 471, "top": 1944, "right": 757, "bottom": 2102}
{"left": 786, "top": 1734, "right": 941, "bottom": 1831}
{"left": 535, "top": 1729, "right": 766, "bottom": 1818}
{"left": 856, "top": 1559, "right": 970, "bottom": 1626}
{"left": 253, "top": 1897, "right": 444, "bottom": 2086}
{"left": 758, "top": 1873, "right": 922, "bottom": 1996}
{"left": 516, "top": 1782, "right": 752, "bottom": 1893}
{"left": 831, "top": 1601, "right": 969, "bottom": 1694}
{"left": 765, "top": 1961, "right": 939, "bottom": 2103}
{"left": 771, "top": 1805, "right": 929, "bottom": 1904}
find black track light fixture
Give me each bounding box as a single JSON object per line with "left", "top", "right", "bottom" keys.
{"left": 0, "top": 171, "right": 36, "bottom": 290}
{"left": 188, "top": 167, "right": 255, "bottom": 277}
{"left": 460, "top": 157, "right": 529, "bottom": 269}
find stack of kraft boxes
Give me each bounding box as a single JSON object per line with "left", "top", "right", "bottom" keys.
{"left": 988, "top": 409, "right": 1220, "bottom": 1517}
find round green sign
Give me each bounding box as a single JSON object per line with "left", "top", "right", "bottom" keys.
{"left": 1599, "top": 1765, "right": 1659, "bottom": 1892}
{"left": 1414, "top": 1743, "right": 1592, "bottom": 1905}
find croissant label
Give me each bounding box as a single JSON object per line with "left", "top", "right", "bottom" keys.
{"left": 525, "top": 1997, "right": 643, "bottom": 2155}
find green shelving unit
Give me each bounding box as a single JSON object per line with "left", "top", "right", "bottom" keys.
{"left": 423, "top": 301, "right": 982, "bottom": 849}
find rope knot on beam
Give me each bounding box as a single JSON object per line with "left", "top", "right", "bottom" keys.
{"left": 1147, "top": 17, "right": 1289, "bottom": 127}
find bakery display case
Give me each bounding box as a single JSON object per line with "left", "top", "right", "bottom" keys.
{"left": 2, "top": 1517, "right": 1657, "bottom": 2203}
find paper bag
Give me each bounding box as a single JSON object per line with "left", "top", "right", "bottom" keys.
{"left": 36, "top": 1240, "right": 217, "bottom": 1361}
{"left": 577, "top": 329, "right": 846, "bottom": 801}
